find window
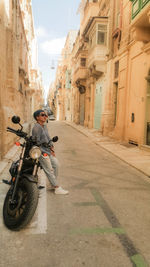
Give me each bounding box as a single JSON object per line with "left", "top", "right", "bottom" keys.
{"left": 89, "top": 23, "right": 107, "bottom": 48}
{"left": 97, "top": 24, "right": 107, "bottom": 45}
{"left": 80, "top": 58, "right": 86, "bottom": 67}
{"left": 89, "top": 31, "right": 96, "bottom": 48}
{"left": 114, "top": 61, "right": 119, "bottom": 79}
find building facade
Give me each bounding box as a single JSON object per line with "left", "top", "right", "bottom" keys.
{"left": 50, "top": 0, "right": 150, "bottom": 147}
{"left": 49, "top": 30, "right": 78, "bottom": 121}
{"left": 0, "top": 0, "right": 44, "bottom": 159}
{"left": 103, "top": 0, "right": 150, "bottom": 147}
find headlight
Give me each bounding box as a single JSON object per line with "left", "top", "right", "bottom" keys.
{"left": 29, "top": 146, "right": 41, "bottom": 159}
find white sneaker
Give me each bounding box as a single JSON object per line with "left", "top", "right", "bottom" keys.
{"left": 55, "top": 186, "right": 69, "bottom": 195}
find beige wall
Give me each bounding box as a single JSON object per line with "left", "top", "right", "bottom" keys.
{"left": 125, "top": 42, "right": 150, "bottom": 145}
{"left": 0, "top": 0, "right": 43, "bottom": 159}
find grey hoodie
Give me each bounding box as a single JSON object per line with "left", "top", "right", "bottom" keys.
{"left": 32, "top": 123, "right": 53, "bottom": 155}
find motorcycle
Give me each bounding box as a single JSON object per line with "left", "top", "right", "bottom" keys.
{"left": 2, "top": 116, "right": 58, "bottom": 231}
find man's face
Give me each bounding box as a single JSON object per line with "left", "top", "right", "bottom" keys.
{"left": 36, "top": 112, "right": 48, "bottom": 123}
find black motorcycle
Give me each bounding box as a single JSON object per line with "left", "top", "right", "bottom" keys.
{"left": 3, "top": 116, "right": 58, "bottom": 231}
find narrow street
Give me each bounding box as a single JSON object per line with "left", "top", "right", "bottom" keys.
{"left": 1, "top": 121, "right": 150, "bottom": 267}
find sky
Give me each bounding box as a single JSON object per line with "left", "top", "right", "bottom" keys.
{"left": 32, "top": 0, "right": 81, "bottom": 101}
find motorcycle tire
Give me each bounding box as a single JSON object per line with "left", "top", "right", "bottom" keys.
{"left": 3, "top": 178, "right": 38, "bottom": 231}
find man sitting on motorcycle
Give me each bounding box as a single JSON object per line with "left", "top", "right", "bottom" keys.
{"left": 32, "top": 109, "right": 69, "bottom": 195}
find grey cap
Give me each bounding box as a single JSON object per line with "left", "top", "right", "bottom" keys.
{"left": 33, "top": 109, "right": 44, "bottom": 120}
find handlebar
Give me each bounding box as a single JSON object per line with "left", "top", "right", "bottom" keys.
{"left": 7, "top": 127, "right": 27, "bottom": 138}
{"left": 7, "top": 127, "right": 17, "bottom": 133}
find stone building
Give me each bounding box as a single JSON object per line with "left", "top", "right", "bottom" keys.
{"left": 49, "top": 30, "right": 78, "bottom": 121}
{"left": 0, "top": 0, "right": 44, "bottom": 159}
{"left": 102, "top": 0, "right": 150, "bottom": 147}
{"left": 73, "top": 0, "right": 110, "bottom": 128}
{"left": 50, "top": 0, "right": 150, "bottom": 147}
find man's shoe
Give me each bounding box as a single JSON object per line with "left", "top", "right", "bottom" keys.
{"left": 55, "top": 186, "right": 69, "bottom": 195}
{"left": 2, "top": 179, "right": 11, "bottom": 185}
{"left": 38, "top": 185, "right": 45, "bottom": 190}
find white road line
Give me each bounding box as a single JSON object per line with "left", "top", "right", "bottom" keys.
{"left": 23, "top": 170, "right": 48, "bottom": 235}
{"left": 0, "top": 170, "right": 48, "bottom": 235}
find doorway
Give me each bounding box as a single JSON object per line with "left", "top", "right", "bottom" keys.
{"left": 94, "top": 82, "right": 103, "bottom": 129}
{"left": 146, "top": 70, "right": 150, "bottom": 145}
{"left": 79, "top": 93, "right": 85, "bottom": 125}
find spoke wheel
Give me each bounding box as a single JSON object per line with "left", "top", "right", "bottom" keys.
{"left": 3, "top": 179, "right": 38, "bottom": 231}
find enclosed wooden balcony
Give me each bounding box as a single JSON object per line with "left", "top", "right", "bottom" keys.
{"left": 130, "top": 0, "right": 150, "bottom": 42}
{"left": 80, "top": 1, "right": 99, "bottom": 36}
{"left": 73, "top": 52, "right": 88, "bottom": 83}
{"left": 88, "top": 45, "right": 108, "bottom": 74}
{"left": 83, "top": 17, "right": 108, "bottom": 74}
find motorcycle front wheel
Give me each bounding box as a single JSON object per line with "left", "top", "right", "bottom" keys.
{"left": 3, "top": 178, "right": 38, "bottom": 231}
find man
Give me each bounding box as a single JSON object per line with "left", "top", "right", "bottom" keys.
{"left": 32, "top": 109, "right": 69, "bottom": 195}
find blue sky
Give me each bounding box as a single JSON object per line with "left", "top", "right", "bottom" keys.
{"left": 32, "top": 0, "right": 81, "bottom": 99}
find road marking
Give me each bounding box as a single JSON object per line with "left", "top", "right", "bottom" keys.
{"left": 89, "top": 188, "right": 148, "bottom": 266}
{"left": 70, "top": 227, "right": 126, "bottom": 235}
{"left": 0, "top": 172, "right": 47, "bottom": 234}
{"left": 73, "top": 202, "right": 98, "bottom": 207}
{"left": 131, "top": 254, "right": 148, "bottom": 267}
{"left": 24, "top": 171, "right": 47, "bottom": 235}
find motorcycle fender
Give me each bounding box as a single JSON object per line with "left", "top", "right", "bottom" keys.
{"left": 22, "top": 174, "right": 38, "bottom": 184}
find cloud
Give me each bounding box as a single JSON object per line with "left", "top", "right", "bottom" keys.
{"left": 40, "top": 37, "right": 66, "bottom": 55}
{"left": 35, "top": 26, "right": 49, "bottom": 38}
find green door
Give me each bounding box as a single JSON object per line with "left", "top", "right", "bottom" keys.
{"left": 94, "top": 83, "right": 103, "bottom": 129}
{"left": 80, "top": 93, "right": 85, "bottom": 125}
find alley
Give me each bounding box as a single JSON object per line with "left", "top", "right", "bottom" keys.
{"left": 1, "top": 121, "right": 150, "bottom": 267}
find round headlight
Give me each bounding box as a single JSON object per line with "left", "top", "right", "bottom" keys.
{"left": 29, "top": 146, "right": 41, "bottom": 159}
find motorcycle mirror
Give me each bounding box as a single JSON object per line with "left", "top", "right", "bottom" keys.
{"left": 12, "top": 116, "right": 20, "bottom": 124}
{"left": 52, "top": 136, "right": 58, "bottom": 142}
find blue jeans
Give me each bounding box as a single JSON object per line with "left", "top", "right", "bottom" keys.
{"left": 39, "top": 154, "right": 59, "bottom": 187}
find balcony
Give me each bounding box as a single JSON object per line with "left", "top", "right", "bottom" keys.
{"left": 130, "top": 0, "right": 150, "bottom": 20}
{"left": 130, "top": 0, "right": 150, "bottom": 43}
{"left": 80, "top": 1, "right": 99, "bottom": 36}
{"left": 73, "top": 67, "right": 88, "bottom": 84}
{"left": 73, "top": 56, "right": 88, "bottom": 83}
{"left": 88, "top": 45, "right": 108, "bottom": 74}
{"left": 83, "top": 17, "right": 108, "bottom": 75}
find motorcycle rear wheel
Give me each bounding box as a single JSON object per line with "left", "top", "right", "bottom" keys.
{"left": 3, "top": 178, "right": 38, "bottom": 231}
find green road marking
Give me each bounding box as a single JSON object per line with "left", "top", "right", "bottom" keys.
{"left": 90, "top": 188, "right": 105, "bottom": 206}
{"left": 70, "top": 227, "right": 125, "bottom": 235}
{"left": 74, "top": 202, "right": 98, "bottom": 207}
{"left": 131, "top": 254, "right": 148, "bottom": 267}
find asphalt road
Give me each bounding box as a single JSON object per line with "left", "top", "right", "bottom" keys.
{"left": 0, "top": 121, "right": 150, "bottom": 267}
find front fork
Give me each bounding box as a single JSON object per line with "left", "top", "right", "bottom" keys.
{"left": 10, "top": 145, "right": 26, "bottom": 204}
{"left": 10, "top": 156, "right": 39, "bottom": 204}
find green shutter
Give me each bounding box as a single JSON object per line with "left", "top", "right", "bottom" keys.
{"left": 132, "top": 0, "right": 141, "bottom": 18}
{"left": 141, "top": 0, "right": 150, "bottom": 8}
{"left": 65, "top": 70, "right": 71, "bottom": 89}
{"left": 130, "top": 0, "right": 150, "bottom": 19}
